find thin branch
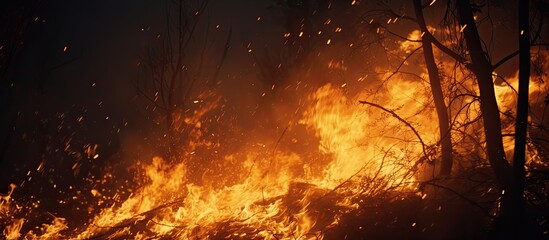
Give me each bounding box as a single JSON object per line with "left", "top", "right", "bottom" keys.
{"left": 492, "top": 50, "right": 518, "bottom": 71}
{"left": 385, "top": 28, "right": 423, "bottom": 42}
{"left": 358, "top": 100, "right": 429, "bottom": 161}
{"left": 384, "top": 45, "right": 423, "bottom": 82}
{"left": 423, "top": 31, "right": 468, "bottom": 64}
{"left": 210, "top": 27, "right": 232, "bottom": 86}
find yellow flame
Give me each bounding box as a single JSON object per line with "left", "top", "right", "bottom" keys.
{"left": 68, "top": 81, "right": 434, "bottom": 238}
{"left": 4, "top": 218, "right": 24, "bottom": 240}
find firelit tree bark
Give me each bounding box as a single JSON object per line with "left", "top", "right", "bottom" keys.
{"left": 413, "top": 0, "right": 453, "bottom": 176}
{"left": 455, "top": 0, "right": 513, "bottom": 187}
{"left": 508, "top": 0, "right": 530, "bottom": 236}
{"left": 455, "top": 0, "right": 519, "bottom": 238}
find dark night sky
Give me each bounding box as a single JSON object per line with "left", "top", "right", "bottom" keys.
{"left": 3, "top": 0, "right": 542, "bottom": 184}
{"left": 0, "top": 0, "right": 530, "bottom": 183}
{"left": 1, "top": 0, "right": 288, "bottom": 184}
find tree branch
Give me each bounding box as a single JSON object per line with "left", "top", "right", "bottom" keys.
{"left": 358, "top": 100, "right": 429, "bottom": 161}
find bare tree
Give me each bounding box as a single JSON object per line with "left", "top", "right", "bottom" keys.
{"left": 506, "top": 0, "right": 530, "bottom": 237}
{"left": 134, "top": 0, "right": 231, "bottom": 159}
{"left": 418, "top": 0, "right": 547, "bottom": 236}
{"left": 413, "top": 0, "right": 453, "bottom": 176}
{"left": 360, "top": 0, "right": 548, "bottom": 235}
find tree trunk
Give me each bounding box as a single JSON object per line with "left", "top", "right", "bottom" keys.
{"left": 455, "top": 0, "right": 518, "bottom": 238}
{"left": 413, "top": 0, "right": 453, "bottom": 176}
{"left": 509, "top": 0, "right": 530, "bottom": 237}
{"left": 455, "top": 0, "right": 513, "bottom": 187}
{"left": 513, "top": 0, "right": 530, "bottom": 199}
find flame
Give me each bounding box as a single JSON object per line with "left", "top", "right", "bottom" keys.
{"left": 9, "top": 26, "right": 548, "bottom": 240}
{"left": 62, "top": 80, "right": 432, "bottom": 238}
{"left": 25, "top": 218, "right": 68, "bottom": 239}
{"left": 1, "top": 184, "right": 16, "bottom": 216}
{"left": 3, "top": 218, "right": 68, "bottom": 240}
{"left": 493, "top": 51, "right": 549, "bottom": 163}
{"left": 77, "top": 153, "right": 322, "bottom": 239}
{"left": 301, "top": 83, "right": 429, "bottom": 189}
{"left": 4, "top": 219, "right": 24, "bottom": 240}
{"left": 4, "top": 71, "right": 443, "bottom": 239}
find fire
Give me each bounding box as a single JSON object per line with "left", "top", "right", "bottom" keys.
{"left": 0, "top": 77, "right": 439, "bottom": 238}
{"left": 77, "top": 154, "right": 321, "bottom": 238}
{"left": 3, "top": 218, "right": 24, "bottom": 240}
{"left": 69, "top": 79, "right": 434, "bottom": 238}
{"left": 493, "top": 51, "right": 549, "bottom": 163}
{"left": 5, "top": 27, "right": 534, "bottom": 239}
{"left": 5, "top": 65, "right": 545, "bottom": 238}
{"left": 302, "top": 83, "right": 429, "bottom": 189}
{"left": 7, "top": 31, "right": 544, "bottom": 240}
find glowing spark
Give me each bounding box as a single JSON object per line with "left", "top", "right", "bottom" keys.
{"left": 284, "top": 32, "right": 291, "bottom": 38}
{"left": 429, "top": 0, "right": 437, "bottom": 6}
{"left": 91, "top": 189, "right": 100, "bottom": 197}
{"left": 37, "top": 161, "right": 44, "bottom": 171}
{"left": 63, "top": 46, "right": 68, "bottom": 52}
{"left": 351, "top": 0, "right": 357, "bottom": 5}
{"left": 327, "top": 39, "right": 332, "bottom": 45}
{"left": 460, "top": 24, "right": 467, "bottom": 32}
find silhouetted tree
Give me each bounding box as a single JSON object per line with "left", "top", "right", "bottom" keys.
{"left": 134, "top": 0, "right": 231, "bottom": 159}
{"left": 413, "top": 0, "right": 453, "bottom": 176}
{"left": 426, "top": 0, "right": 547, "bottom": 237}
